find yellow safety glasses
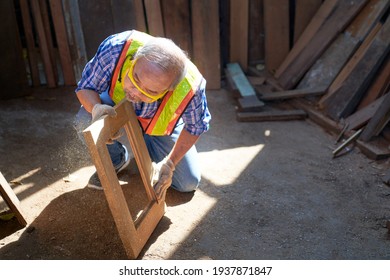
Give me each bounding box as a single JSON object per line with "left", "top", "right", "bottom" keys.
{"left": 127, "top": 59, "right": 169, "bottom": 101}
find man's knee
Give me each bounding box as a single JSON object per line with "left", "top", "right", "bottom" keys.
{"left": 172, "top": 173, "right": 200, "bottom": 193}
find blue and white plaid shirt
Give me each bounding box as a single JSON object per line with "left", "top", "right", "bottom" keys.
{"left": 76, "top": 31, "right": 211, "bottom": 136}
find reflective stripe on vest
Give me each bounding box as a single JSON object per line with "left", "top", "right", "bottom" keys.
{"left": 108, "top": 31, "right": 202, "bottom": 136}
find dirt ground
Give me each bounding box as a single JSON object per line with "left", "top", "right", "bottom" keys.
{"left": 1, "top": 85, "right": 390, "bottom": 260}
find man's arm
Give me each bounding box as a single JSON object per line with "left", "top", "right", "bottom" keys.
{"left": 76, "top": 89, "right": 102, "bottom": 113}
{"left": 167, "top": 129, "right": 200, "bottom": 166}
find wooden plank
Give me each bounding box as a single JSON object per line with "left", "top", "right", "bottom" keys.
{"left": 263, "top": 0, "right": 289, "bottom": 73}
{"left": 133, "top": 0, "right": 147, "bottom": 32}
{"left": 277, "top": 0, "right": 368, "bottom": 90}
{"left": 19, "top": 0, "right": 40, "bottom": 86}
{"left": 191, "top": 0, "right": 220, "bottom": 89}
{"left": 297, "top": 0, "right": 389, "bottom": 91}
{"left": 30, "top": 0, "right": 56, "bottom": 87}
{"left": 226, "top": 63, "right": 256, "bottom": 97}
{"left": 83, "top": 100, "right": 164, "bottom": 259}
{"left": 237, "top": 108, "right": 307, "bottom": 122}
{"left": 39, "top": 0, "right": 58, "bottom": 82}
{"left": 275, "top": 0, "right": 339, "bottom": 79}
{"left": 111, "top": 0, "right": 138, "bottom": 32}
{"left": 345, "top": 94, "right": 386, "bottom": 131}
{"left": 324, "top": 16, "right": 390, "bottom": 120}
{"left": 144, "top": 0, "right": 165, "bottom": 37}
{"left": 259, "top": 88, "right": 325, "bottom": 101}
{"left": 49, "top": 0, "right": 75, "bottom": 85}
{"left": 230, "top": 0, "right": 249, "bottom": 71}
{"left": 77, "top": 0, "right": 115, "bottom": 59}
{"left": 162, "top": 0, "right": 192, "bottom": 55}
{"left": 237, "top": 95, "right": 265, "bottom": 112}
{"left": 360, "top": 91, "right": 390, "bottom": 141}
{"left": 357, "top": 54, "right": 390, "bottom": 109}
{"left": 0, "top": 172, "right": 27, "bottom": 227}
{"left": 318, "top": 23, "right": 382, "bottom": 107}
{"left": 293, "top": 0, "right": 322, "bottom": 43}
{"left": 249, "top": 0, "right": 265, "bottom": 63}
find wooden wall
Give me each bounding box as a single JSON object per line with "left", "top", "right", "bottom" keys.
{"left": 2, "top": 0, "right": 332, "bottom": 97}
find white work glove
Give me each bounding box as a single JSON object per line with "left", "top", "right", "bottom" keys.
{"left": 152, "top": 157, "right": 175, "bottom": 201}
{"left": 91, "top": 103, "right": 122, "bottom": 143}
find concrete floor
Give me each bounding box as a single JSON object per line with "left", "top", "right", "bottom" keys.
{"left": 0, "top": 86, "right": 390, "bottom": 259}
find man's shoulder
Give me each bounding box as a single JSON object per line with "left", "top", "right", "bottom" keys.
{"left": 102, "top": 30, "right": 133, "bottom": 48}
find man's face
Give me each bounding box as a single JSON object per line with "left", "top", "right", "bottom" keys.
{"left": 123, "top": 58, "right": 175, "bottom": 103}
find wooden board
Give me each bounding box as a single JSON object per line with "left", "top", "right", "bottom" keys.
{"left": 49, "top": 0, "right": 75, "bottom": 86}
{"left": 357, "top": 54, "right": 390, "bottom": 109}
{"left": 83, "top": 100, "right": 165, "bottom": 259}
{"left": 277, "top": 0, "right": 368, "bottom": 90}
{"left": 360, "top": 91, "right": 390, "bottom": 141}
{"left": 263, "top": 0, "right": 290, "bottom": 73}
{"left": 237, "top": 95, "right": 265, "bottom": 112}
{"left": 226, "top": 63, "right": 257, "bottom": 97}
{"left": 237, "top": 108, "right": 307, "bottom": 122}
{"left": 324, "top": 16, "right": 390, "bottom": 120}
{"left": 259, "top": 88, "right": 325, "bottom": 101}
{"left": 162, "top": 0, "right": 192, "bottom": 56}
{"left": 345, "top": 94, "right": 386, "bottom": 131}
{"left": 249, "top": 0, "right": 265, "bottom": 63}
{"left": 191, "top": 0, "right": 220, "bottom": 89}
{"left": 230, "top": 0, "right": 249, "bottom": 71}
{"left": 0, "top": 172, "right": 27, "bottom": 227}
{"left": 144, "top": 0, "right": 165, "bottom": 37}
{"left": 293, "top": 0, "right": 322, "bottom": 43}
{"left": 19, "top": 0, "right": 40, "bottom": 86}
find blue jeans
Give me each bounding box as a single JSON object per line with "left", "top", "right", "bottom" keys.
{"left": 73, "top": 95, "right": 200, "bottom": 192}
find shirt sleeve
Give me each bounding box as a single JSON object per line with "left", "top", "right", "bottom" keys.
{"left": 182, "top": 78, "right": 212, "bottom": 136}
{"left": 75, "top": 32, "right": 129, "bottom": 94}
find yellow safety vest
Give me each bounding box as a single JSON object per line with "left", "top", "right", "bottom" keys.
{"left": 108, "top": 31, "right": 203, "bottom": 136}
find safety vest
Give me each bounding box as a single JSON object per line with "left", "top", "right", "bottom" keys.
{"left": 108, "top": 31, "right": 203, "bottom": 136}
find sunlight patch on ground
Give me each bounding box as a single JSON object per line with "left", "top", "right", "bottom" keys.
{"left": 198, "top": 144, "right": 264, "bottom": 186}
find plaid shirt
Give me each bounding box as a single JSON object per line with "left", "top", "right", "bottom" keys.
{"left": 76, "top": 31, "right": 211, "bottom": 136}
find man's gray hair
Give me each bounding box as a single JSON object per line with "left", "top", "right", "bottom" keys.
{"left": 134, "top": 37, "right": 188, "bottom": 90}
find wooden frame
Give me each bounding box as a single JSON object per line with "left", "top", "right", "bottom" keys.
{"left": 83, "top": 100, "right": 165, "bottom": 259}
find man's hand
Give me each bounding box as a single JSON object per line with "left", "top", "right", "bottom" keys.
{"left": 152, "top": 157, "right": 175, "bottom": 201}
{"left": 91, "top": 103, "right": 122, "bottom": 143}
{"left": 91, "top": 103, "right": 117, "bottom": 122}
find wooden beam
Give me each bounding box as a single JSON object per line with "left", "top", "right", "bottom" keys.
{"left": 144, "top": 0, "right": 165, "bottom": 37}
{"left": 191, "top": 0, "right": 220, "bottom": 89}
{"left": 324, "top": 16, "right": 390, "bottom": 120}
{"left": 360, "top": 91, "right": 390, "bottom": 141}
{"left": 162, "top": 0, "right": 192, "bottom": 56}
{"left": 293, "top": 0, "right": 322, "bottom": 43}
{"left": 237, "top": 108, "right": 307, "bottom": 122}
{"left": 49, "top": 0, "right": 75, "bottom": 85}
{"left": 259, "top": 88, "right": 325, "bottom": 101}
{"left": 19, "top": 0, "right": 40, "bottom": 86}
{"left": 263, "top": 0, "right": 290, "bottom": 73}
{"left": 230, "top": 0, "right": 249, "bottom": 70}
{"left": 30, "top": 0, "right": 56, "bottom": 87}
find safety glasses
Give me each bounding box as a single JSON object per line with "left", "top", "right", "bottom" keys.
{"left": 127, "top": 59, "right": 169, "bottom": 101}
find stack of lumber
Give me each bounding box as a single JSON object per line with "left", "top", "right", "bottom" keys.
{"left": 231, "top": 0, "right": 390, "bottom": 160}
